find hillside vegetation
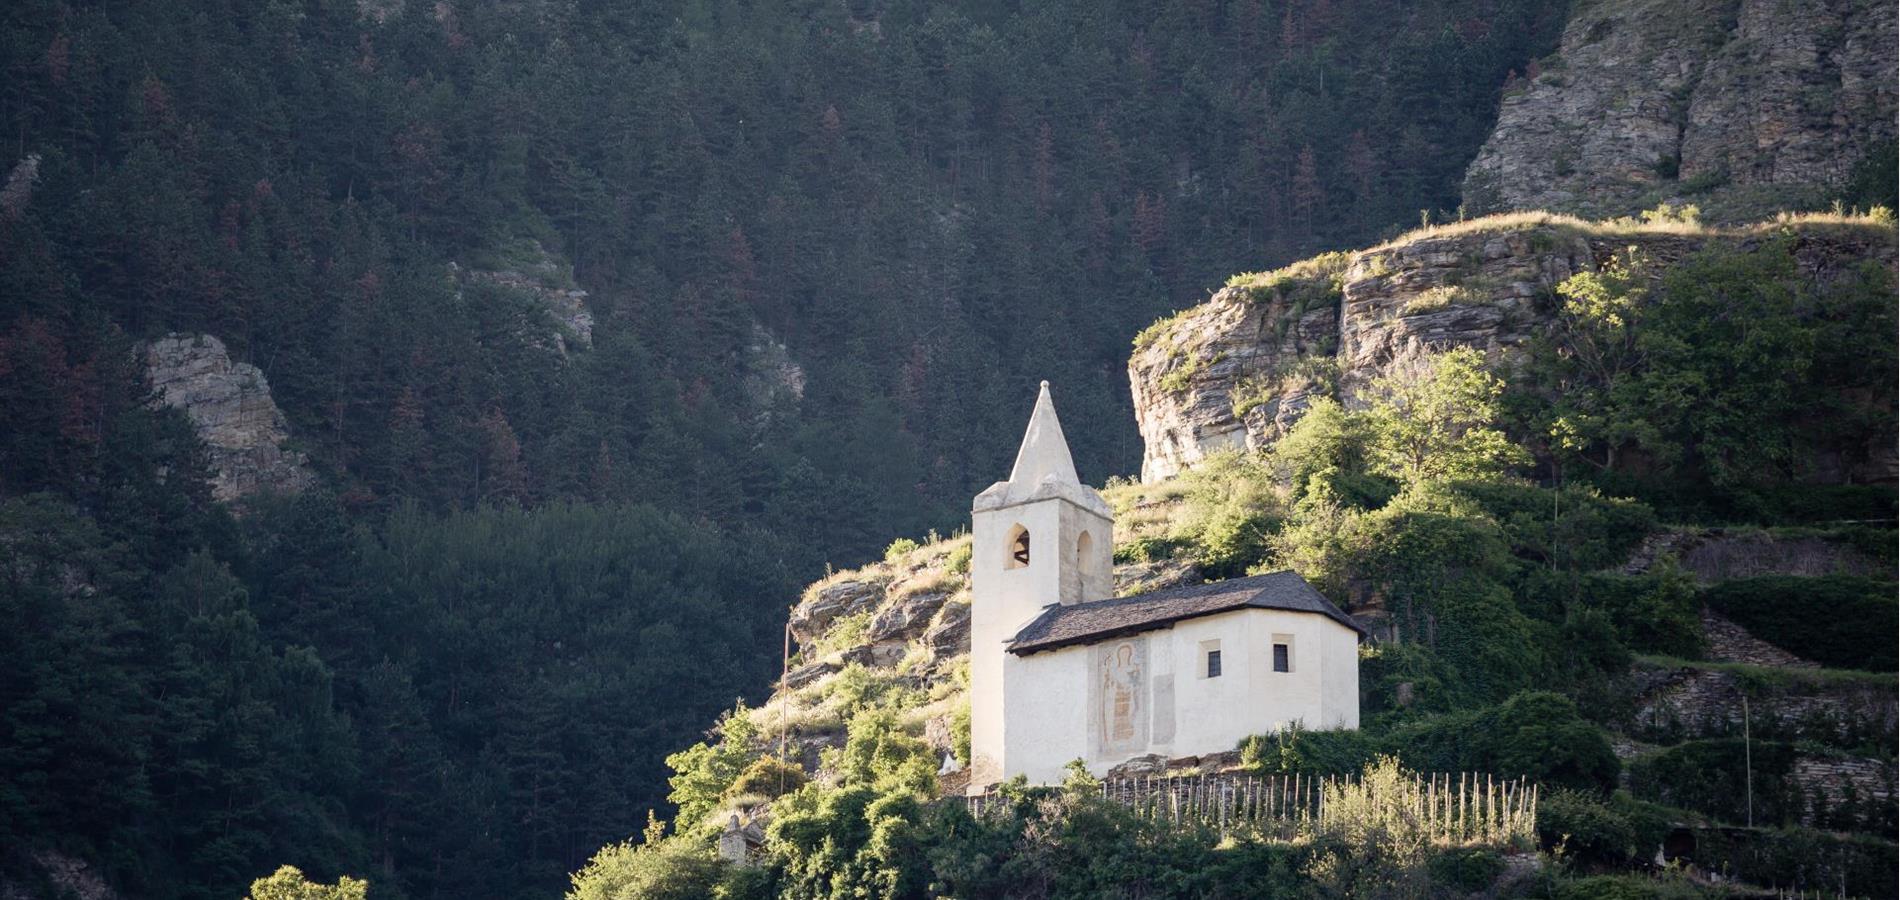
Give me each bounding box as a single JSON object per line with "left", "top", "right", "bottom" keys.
{"left": 612, "top": 212, "right": 1898, "bottom": 899}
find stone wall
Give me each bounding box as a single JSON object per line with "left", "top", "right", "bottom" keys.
{"left": 1626, "top": 661, "right": 1897, "bottom": 750}
{"left": 1790, "top": 755, "right": 1897, "bottom": 828}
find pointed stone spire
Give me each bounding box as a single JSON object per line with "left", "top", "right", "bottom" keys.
{"left": 1007, "top": 381, "right": 1079, "bottom": 488}
{"left": 974, "top": 381, "right": 1109, "bottom": 515}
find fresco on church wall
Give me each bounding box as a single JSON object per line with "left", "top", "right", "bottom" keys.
{"left": 1089, "top": 636, "right": 1149, "bottom": 758}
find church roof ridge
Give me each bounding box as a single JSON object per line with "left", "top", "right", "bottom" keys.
{"left": 1005, "top": 570, "right": 1365, "bottom": 655}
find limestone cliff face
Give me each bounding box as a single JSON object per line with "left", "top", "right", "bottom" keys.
{"left": 142, "top": 334, "right": 316, "bottom": 504}
{"left": 1130, "top": 217, "right": 1896, "bottom": 482}
{"left": 1462, "top": 0, "right": 1897, "bottom": 221}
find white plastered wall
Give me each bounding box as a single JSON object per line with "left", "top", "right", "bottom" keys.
{"left": 999, "top": 608, "right": 1360, "bottom": 785}
{"left": 969, "top": 494, "right": 1113, "bottom": 789}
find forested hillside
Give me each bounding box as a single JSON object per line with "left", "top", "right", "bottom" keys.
{"left": 0, "top": 2, "right": 1589, "bottom": 898}
{"left": 0, "top": 0, "right": 1572, "bottom": 556}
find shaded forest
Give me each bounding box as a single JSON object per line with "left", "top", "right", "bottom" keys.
{"left": 0, "top": 1, "right": 1574, "bottom": 898}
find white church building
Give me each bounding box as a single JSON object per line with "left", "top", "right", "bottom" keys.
{"left": 968, "top": 383, "right": 1363, "bottom": 789}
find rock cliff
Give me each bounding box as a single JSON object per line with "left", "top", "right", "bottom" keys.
{"left": 1462, "top": 0, "right": 1897, "bottom": 221}
{"left": 1130, "top": 215, "right": 1896, "bottom": 482}
{"left": 141, "top": 334, "right": 316, "bottom": 504}
{"left": 457, "top": 240, "right": 594, "bottom": 355}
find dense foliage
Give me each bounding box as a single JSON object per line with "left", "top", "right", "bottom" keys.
{"left": 1530, "top": 237, "right": 1898, "bottom": 521}
{"left": 0, "top": 481, "right": 794, "bottom": 899}
{"left": 1701, "top": 576, "right": 1898, "bottom": 671}
{"left": 0, "top": 0, "right": 1569, "bottom": 563}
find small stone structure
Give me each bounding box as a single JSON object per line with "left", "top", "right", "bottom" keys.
{"left": 716, "top": 815, "right": 766, "bottom": 866}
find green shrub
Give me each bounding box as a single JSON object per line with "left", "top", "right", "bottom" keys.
{"left": 664, "top": 704, "right": 759, "bottom": 836}
{"left": 1383, "top": 691, "right": 1619, "bottom": 793}
{"left": 1731, "top": 484, "right": 1897, "bottom": 525}
{"left": 1239, "top": 724, "right": 1379, "bottom": 775}
{"left": 1425, "top": 847, "right": 1504, "bottom": 893}
{"left": 1357, "top": 642, "right": 1457, "bottom": 714}
{"left": 1702, "top": 576, "right": 1897, "bottom": 670}
{"left": 1570, "top": 570, "right": 1705, "bottom": 658}
{"left": 726, "top": 756, "right": 807, "bottom": 801}
{"left": 1626, "top": 738, "right": 1799, "bottom": 825}
{"left": 1476, "top": 691, "right": 1621, "bottom": 793}
{"left": 1114, "top": 534, "right": 1189, "bottom": 564}
{"left": 883, "top": 537, "right": 920, "bottom": 562}
{"left": 1549, "top": 873, "right": 1707, "bottom": 900}
{"left": 568, "top": 818, "right": 729, "bottom": 900}
{"left": 1441, "top": 479, "right": 1657, "bottom": 571}
{"left": 943, "top": 541, "right": 972, "bottom": 575}
{"left": 1535, "top": 789, "right": 1670, "bottom": 866}
{"left": 246, "top": 866, "right": 368, "bottom": 900}
{"left": 1689, "top": 824, "right": 1900, "bottom": 898}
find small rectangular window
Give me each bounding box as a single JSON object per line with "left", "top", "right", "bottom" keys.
{"left": 1272, "top": 643, "right": 1290, "bottom": 673}
{"left": 1206, "top": 649, "right": 1222, "bottom": 678}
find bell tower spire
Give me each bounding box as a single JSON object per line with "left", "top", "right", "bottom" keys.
{"left": 1007, "top": 381, "right": 1079, "bottom": 488}
{"left": 968, "top": 381, "right": 1115, "bottom": 790}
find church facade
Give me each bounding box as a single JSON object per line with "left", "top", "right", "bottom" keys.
{"left": 968, "top": 383, "right": 1363, "bottom": 789}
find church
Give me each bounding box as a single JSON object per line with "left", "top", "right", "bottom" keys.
{"left": 968, "top": 383, "right": 1364, "bottom": 790}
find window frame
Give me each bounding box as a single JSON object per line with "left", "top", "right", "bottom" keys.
{"left": 1198, "top": 638, "right": 1223, "bottom": 679}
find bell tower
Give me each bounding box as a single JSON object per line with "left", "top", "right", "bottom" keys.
{"left": 968, "top": 381, "right": 1114, "bottom": 788}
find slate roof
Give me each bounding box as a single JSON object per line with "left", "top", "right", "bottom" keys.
{"left": 1005, "top": 570, "right": 1366, "bottom": 656}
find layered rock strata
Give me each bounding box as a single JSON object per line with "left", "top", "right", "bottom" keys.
{"left": 141, "top": 333, "right": 315, "bottom": 504}
{"left": 1130, "top": 219, "right": 1895, "bottom": 482}
{"left": 1462, "top": 0, "right": 1897, "bottom": 221}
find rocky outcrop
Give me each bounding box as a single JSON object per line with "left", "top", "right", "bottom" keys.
{"left": 1131, "top": 257, "right": 1344, "bottom": 481}
{"left": 0, "top": 849, "right": 119, "bottom": 900}
{"left": 1130, "top": 218, "right": 1896, "bottom": 482}
{"left": 457, "top": 241, "right": 594, "bottom": 355}
{"left": 866, "top": 589, "right": 952, "bottom": 647}
{"left": 1463, "top": 0, "right": 1897, "bottom": 221}
{"left": 742, "top": 325, "right": 807, "bottom": 432}
{"left": 921, "top": 599, "right": 970, "bottom": 658}
{"left": 141, "top": 334, "right": 315, "bottom": 504}
{"left": 789, "top": 578, "right": 886, "bottom": 646}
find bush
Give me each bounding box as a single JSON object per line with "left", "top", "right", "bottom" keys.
{"left": 1626, "top": 739, "right": 1799, "bottom": 825}
{"left": 1442, "top": 480, "right": 1658, "bottom": 571}
{"left": 883, "top": 537, "right": 920, "bottom": 562}
{"left": 1573, "top": 570, "right": 1705, "bottom": 658}
{"left": 943, "top": 541, "right": 971, "bottom": 575}
{"left": 1239, "top": 723, "right": 1379, "bottom": 775}
{"left": 1357, "top": 641, "right": 1457, "bottom": 714}
{"left": 1172, "top": 451, "right": 1283, "bottom": 578}
{"left": 1689, "top": 824, "right": 1900, "bottom": 898}
{"left": 726, "top": 756, "right": 807, "bottom": 802}
{"left": 1114, "top": 534, "right": 1189, "bottom": 564}
{"left": 1702, "top": 576, "right": 1897, "bottom": 671}
{"left": 1549, "top": 874, "right": 1707, "bottom": 900}
{"left": 1536, "top": 789, "right": 1670, "bottom": 866}
{"left": 246, "top": 866, "right": 368, "bottom": 900}
{"left": 568, "top": 819, "right": 729, "bottom": 900}
{"left": 1478, "top": 691, "right": 1622, "bottom": 793}
{"left": 1384, "top": 691, "right": 1620, "bottom": 793}
{"left": 1425, "top": 848, "right": 1504, "bottom": 893}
